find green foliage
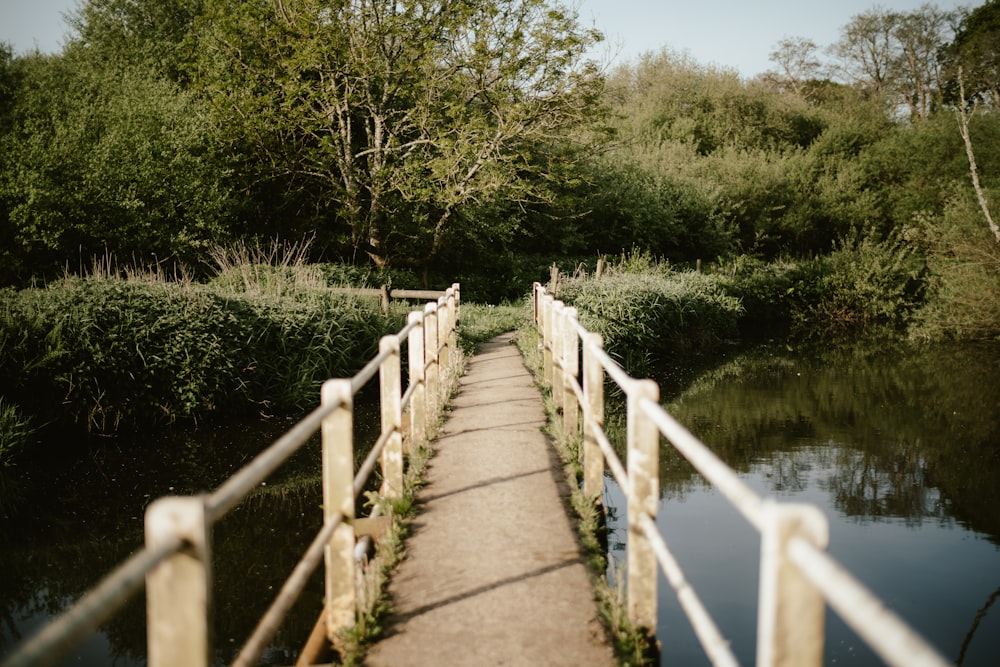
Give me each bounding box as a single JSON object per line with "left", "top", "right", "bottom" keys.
{"left": 0, "top": 275, "right": 394, "bottom": 434}
{"left": 556, "top": 266, "right": 743, "bottom": 375}
{"left": 0, "top": 53, "right": 233, "bottom": 282}
{"left": 909, "top": 191, "right": 1000, "bottom": 340}
{"left": 718, "top": 231, "right": 927, "bottom": 338}
{"left": 195, "top": 0, "right": 605, "bottom": 267}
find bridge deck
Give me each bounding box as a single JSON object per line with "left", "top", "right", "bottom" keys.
{"left": 365, "top": 332, "right": 615, "bottom": 666}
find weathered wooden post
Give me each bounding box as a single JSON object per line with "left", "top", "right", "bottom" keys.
{"left": 321, "top": 379, "right": 356, "bottom": 640}
{"left": 379, "top": 285, "right": 390, "bottom": 315}
{"left": 757, "top": 501, "right": 829, "bottom": 667}
{"left": 550, "top": 301, "right": 565, "bottom": 409}
{"left": 379, "top": 335, "right": 403, "bottom": 499}
{"left": 437, "top": 294, "right": 450, "bottom": 384}
{"left": 145, "top": 496, "right": 212, "bottom": 667}
{"left": 424, "top": 303, "right": 439, "bottom": 425}
{"left": 448, "top": 283, "right": 460, "bottom": 368}
{"left": 582, "top": 332, "right": 605, "bottom": 498}
{"left": 562, "top": 306, "right": 580, "bottom": 439}
{"left": 407, "top": 311, "right": 426, "bottom": 452}
{"left": 627, "top": 379, "right": 660, "bottom": 633}
{"left": 541, "top": 293, "right": 554, "bottom": 388}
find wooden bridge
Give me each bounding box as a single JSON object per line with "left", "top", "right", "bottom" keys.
{"left": 2, "top": 283, "right": 952, "bottom": 667}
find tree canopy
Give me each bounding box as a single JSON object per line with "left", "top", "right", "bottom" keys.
{"left": 194, "top": 0, "right": 604, "bottom": 268}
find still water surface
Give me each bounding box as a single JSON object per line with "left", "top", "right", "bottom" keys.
{"left": 605, "top": 339, "right": 1000, "bottom": 665}
{"left": 0, "top": 402, "right": 380, "bottom": 666}
{"left": 3, "top": 341, "right": 999, "bottom": 665}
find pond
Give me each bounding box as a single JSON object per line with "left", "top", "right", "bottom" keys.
{"left": 604, "top": 338, "right": 1000, "bottom": 666}
{"left": 0, "top": 401, "right": 381, "bottom": 666}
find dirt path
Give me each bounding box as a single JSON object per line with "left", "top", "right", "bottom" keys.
{"left": 365, "top": 332, "right": 615, "bottom": 666}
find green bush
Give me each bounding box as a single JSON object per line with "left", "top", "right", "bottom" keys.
{"left": 717, "top": 232, "right": 927, "bottom": 338}
{"left": 556, "top": 267, "right": 743, "bottom": 375}
{"left": 0, "top": 276, "right": 395, "bottom": 434}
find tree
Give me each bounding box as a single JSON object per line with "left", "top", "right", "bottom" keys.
{"left": 892, "top": 3, "right": 955, "bottom": 120}
{"left": 829, "top": 7, "right": 899, "bottom": 98}
{"left": 0, "top": 52, "right": 233, "bottom": 279}
{"left": 943, "top": 0, "right": 1000, "bottom": 107}
{"left": 66, "top": 0, "right": 206, "bottom": 83}
{"left": 766, "top": 36, "right": 822, "bottom": 97}
{"left": 195, "top": 0, "right": 605, "bottom": 268}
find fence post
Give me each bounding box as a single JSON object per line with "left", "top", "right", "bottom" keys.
{"left": 424, "top": 303, "right": 439, "bottom": 424}
{"left": 407, "top": 311, "right": 425, "bottom": 452}
{"left": 448, "top": 283, "right": 460, "bottom": 367}
{"left": 437, "top": 295, "right": 450, "bottom": 383}
{"left": 551, "top": 301, "right": 565, "bottom": 408}
{"left": 145, "top": 496, "right": 212, "bottom": 667}
{"left": 542, "top": 293, "right": 554, "bottom": 387}
{"left": 582, "top": 332, "right": 604, "bottom": 498}
{"left": 627, "top": 380, "right": 660, "bottom": 633}
{"left": 379, "top": 335, "right": 403, "bottom": 499}
{"left": 562, "top": 306, "right": 580, "bottom": 439}
{"left": 321, "top": 379, "right": 356, "bottom": 640}
{"left": 757, "top": 501, "right": 829, "bottom": 667}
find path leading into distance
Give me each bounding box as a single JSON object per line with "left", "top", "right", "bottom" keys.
{"left": 365, "top": 332, "right": 615, "bottom": 666}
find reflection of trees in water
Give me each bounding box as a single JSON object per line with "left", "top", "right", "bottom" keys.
{"left": 822, "top": 438, "right": 950, "bottom": 526}
{"left": 655, "top": 340, "right": 1000, "bottom": 542}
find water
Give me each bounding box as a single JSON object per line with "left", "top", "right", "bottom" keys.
{"left": 604, "top": 339, "right": 1000, "bottom": 665}
{"left": 0, "top": 401, "right": 381, "bottom": 666}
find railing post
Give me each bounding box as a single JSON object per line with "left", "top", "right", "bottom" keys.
{"left": 551, "top": 301, "right": 565, "bottom": 408}
{"left": 424, "top": 303, "right": 440, "bottom": 424}
{"left": 437, "top": 294, "right": 450, "bottom": 382}
{"left": 379, "top": 335, "right": 403, "bottom": 499}
{"left": 757, "top": 501, "right": 829, "bottom": 667}
{"left": 627, "top": 380, "right": 660, "bottom": 634}
{"left": 321, "top": 379, "right": 356, "bottom": 640}
{"left": 582, "top": 332, "right": 604, "bottom": 498}
{"left": 407, "top": 311, "right": 426, "bottom": 452}
{"left": 562, "top": 306, "right": 580, "bottom": 439}
{"left": 542, "top": 293, "right": 554, "bottom": 387}
{"left": 145, "top": 496, "right": 212, "bottom": 667}
{"left": 448, "top": 283, "right": 460, "bottom": 368}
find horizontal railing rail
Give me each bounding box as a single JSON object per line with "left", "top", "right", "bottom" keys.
{"left": 3, "top": 284, "right": 461, "bottom": 667}
{"left": 533, "top": 281, "right": 950, "bottom": 667}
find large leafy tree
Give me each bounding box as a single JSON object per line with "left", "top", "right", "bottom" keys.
{"left": 194, "top": 0, "right": 604, "bottom": 268}
{"left": 943, "top": 0, "right": 1000, "bottom": 106}
{"left": 0, "top": 51, "right": 233, "bottom": 280}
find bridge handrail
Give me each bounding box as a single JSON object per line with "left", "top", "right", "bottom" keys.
{"left": 533, "top": 281, "right": 949, "bottom": 667}
{"left": 2, "top": 284, "right": 461, "bottom": 667}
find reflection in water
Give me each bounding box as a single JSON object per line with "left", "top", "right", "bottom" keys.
{"left": 605, "top": 339, "right": 1000, "bottom": 666}
{"left": 0, "top": 401, "right": 380, "bottom": 666}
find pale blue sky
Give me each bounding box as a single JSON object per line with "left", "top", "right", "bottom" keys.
{"left": 1, "top": 0, "right": 978, "bottom": 78}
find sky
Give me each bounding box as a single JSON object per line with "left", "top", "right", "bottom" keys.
{"left": 0, "top": 0, "right": 979, "bottom": 79}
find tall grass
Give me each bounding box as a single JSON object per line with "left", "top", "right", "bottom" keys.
{"left": 0, "top": 253, "right": 401, "bottom": 436}
{"left": 555, "top": 255, "right": 744, "bottom": 375}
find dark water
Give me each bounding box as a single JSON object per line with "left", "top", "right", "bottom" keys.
{"left": 0, "top": 402, "right": 381, "bottom": 666}
{"left": 605, "top": 339, "right": 1000, "bottom": 666}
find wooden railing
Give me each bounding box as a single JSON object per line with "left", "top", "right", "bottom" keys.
{"left": 533, "top": 281, "right": 951, "bottom": 667}
{"left": 2, "top": 284, "right": 461, "bottom": 667}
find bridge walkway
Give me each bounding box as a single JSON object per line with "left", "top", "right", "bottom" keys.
{"left": 365, "top": 332, "right": 615, "bottom": 666}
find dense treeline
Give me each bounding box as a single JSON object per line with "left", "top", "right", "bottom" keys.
{"left": 2, "top": 1, "right": 1000, "bottom": 507}
{"left": 0, "top": 1, "right": 996, "bottom": 307}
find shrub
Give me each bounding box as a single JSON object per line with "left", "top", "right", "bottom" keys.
{"left": 556, "top": 267, "right": 743, "bottom": 375}
{"left": 0, "top": 276, "right": 395, "bottom": 434}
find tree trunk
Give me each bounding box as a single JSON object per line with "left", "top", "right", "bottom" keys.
{"left": 957, "top": 67, "right": 1000, "bottom": 244}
